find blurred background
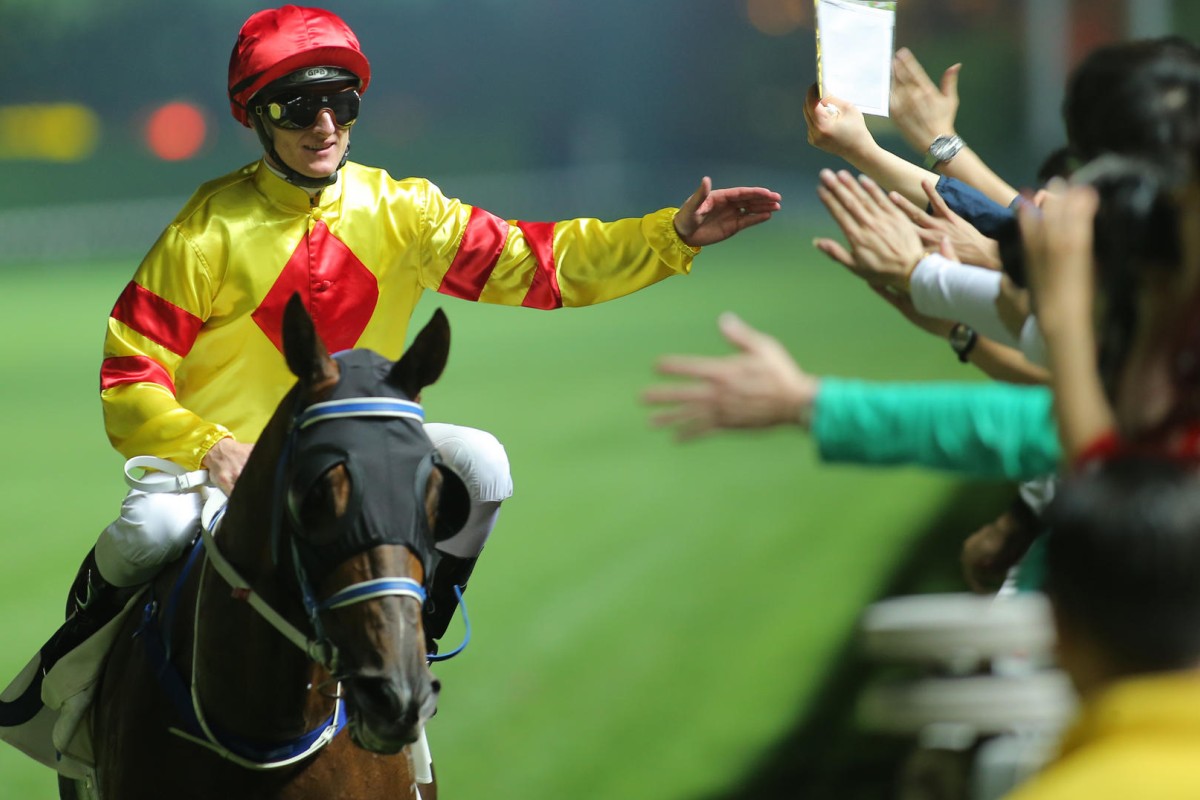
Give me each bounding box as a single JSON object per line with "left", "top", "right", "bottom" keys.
{"left": 0, "top": 1, "right": 1195, "bottom": 798}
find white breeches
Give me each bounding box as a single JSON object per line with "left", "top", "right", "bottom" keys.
{"left": 92, "top": 423, "right": 513, "bottom": 587}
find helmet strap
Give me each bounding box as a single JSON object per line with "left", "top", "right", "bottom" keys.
{"left": 251, "top": 113, "right": 347, "bottom": 190}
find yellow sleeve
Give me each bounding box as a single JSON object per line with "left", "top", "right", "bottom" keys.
{"left": 418, "top": 181, "right": 698, "bottom": 309}
{"left": 100, "top": 224, "right": 231, "bottom": 469}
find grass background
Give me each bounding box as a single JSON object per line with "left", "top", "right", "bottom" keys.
{"left": 0, "top": 221, "right": 1008, "bottom": 798}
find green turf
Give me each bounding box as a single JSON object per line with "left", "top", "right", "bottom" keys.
{"left": 0, "top": 220, "right": 990, "bottom": 798}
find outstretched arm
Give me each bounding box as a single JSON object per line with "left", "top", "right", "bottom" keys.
{"left": 868, "top": 285, "right": 1049, "bottom": 385}
{"left": 1019, "top": 182, "right": 1113, "bottom": 464}
{"left": 890, "top": 48, "right": 1018, "bottom": 207}
{"left": 673, "top": 177, "right": 782, "bottom": 247}
{"left": 645, "top": 313, "right": 819, "bottom": 439}
{"left": 642, "top": 316, "right": 1061, "bottom": 478}
{"left": 802, "top": 84, "right": 939, "bottom": 208}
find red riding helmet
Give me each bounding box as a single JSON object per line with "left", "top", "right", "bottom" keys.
{"left": 228, "top": 5, "right": 371, "bottom": 128}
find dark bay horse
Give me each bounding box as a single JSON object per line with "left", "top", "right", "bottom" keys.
{"left": 69, "top": 297, "right": 466, "bottom": 799}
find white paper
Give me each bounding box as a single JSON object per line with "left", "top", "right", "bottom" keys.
{"left": 815, "top": 0, "right": 897, "bottom": 117}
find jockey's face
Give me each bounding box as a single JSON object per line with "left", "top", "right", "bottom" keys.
{"left": 263, "top": 85, "right": 356, "bottom": 180}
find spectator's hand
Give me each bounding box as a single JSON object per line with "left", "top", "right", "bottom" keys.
{"left": 802, "top": 84, "right": 876, "bottom": 160}
{"left": 1019, "top": 180, "right": 1099, "bottom": 326}
{"left": 961, "top": 508, "right": 1038, "bottom": 594}
{"left": 888, "top": 180, "right": 1002, "bottom": 270}
{"left": 673, "top": 177, "right": 782, "bottom": 247}
{"left": 644, "top": 313, "right": 819, "bottom": 440}
{"left": 202, "top": 438, "right": 255, "bottom": 494}
{"left": 890, "top": 47, "right": 961, "bottom": 154}
{"left": 813, "top": 169, "right": 926, "bottom": 291}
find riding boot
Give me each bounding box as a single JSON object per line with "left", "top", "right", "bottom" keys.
{"left": 423, "top": 553, "right": 478, "bottom": 654}
{"left": 40, "top": 548, "right": 138, "bottom": 673}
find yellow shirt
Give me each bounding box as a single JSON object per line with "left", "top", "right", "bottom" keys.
{"left": 1005, "top": 671, "right": 1200, "bottom": 799}
{"left": 101, "top": 160, "right": 697, "bottom": 468}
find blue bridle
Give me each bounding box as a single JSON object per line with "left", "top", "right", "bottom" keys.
{"left": 274, "top": 395, "right": 432, "bottom": 669}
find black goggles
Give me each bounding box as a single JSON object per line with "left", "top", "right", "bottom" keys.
{"left": 260, "top": 89, "right": 361, "bottom": 130}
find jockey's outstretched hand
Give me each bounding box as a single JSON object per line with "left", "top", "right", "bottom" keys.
{"left": 673, "top": 177, "right": 782, "bottom": 247}
{"left": 203, "top": 438, "right": 255, "bottom": 494}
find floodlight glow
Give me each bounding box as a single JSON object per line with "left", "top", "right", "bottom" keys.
{"left": 0, "top": 104, "right": 100, "bottom": 161}
{"left": 145, "top": 101, "right": 208, "bottom": 161}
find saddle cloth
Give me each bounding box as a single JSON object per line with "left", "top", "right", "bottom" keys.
{"left": 0, "top": 590, "right": 144, "bottom": 780}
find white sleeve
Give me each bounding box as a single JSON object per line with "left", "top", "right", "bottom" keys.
{"left": 909, "top": 253, "right": 1017, "bottom": 347}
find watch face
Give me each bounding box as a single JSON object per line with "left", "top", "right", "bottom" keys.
{"left": 951, "top": 325, "right": 973, "bottom": 351}
{"left": 932, "top": 136, "right": 960, "bottom": 161}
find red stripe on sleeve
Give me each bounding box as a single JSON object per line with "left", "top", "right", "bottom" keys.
{"left": 110, "top": 281, "right": 203, "bottom": 357}
{"left": 437, "top": 207, "right": 510, "bottom": 301}
{"left": 517, "top": 221, "right": 562, "bottom": 310}
{"left": 100, "top": 355, "right": 176, "bottom": 394}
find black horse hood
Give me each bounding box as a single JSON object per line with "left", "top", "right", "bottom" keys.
{"left": 283, "top": 349, "right": 466, "bottom": 587}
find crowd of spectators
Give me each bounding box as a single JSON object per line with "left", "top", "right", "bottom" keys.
{"left": 644, "top": 36, "right": 1200, "bottom": 799}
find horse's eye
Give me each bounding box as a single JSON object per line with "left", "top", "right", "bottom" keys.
{"left": 288, "top": 463, "right": 352, "bottom": 542}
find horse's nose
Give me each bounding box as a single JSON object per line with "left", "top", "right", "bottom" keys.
{"left": 351, "top": 672, "right": 439, "bottom": 741}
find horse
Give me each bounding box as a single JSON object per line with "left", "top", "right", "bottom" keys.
{"left": 64, "top": 296, "right": 468, "bottom": 800}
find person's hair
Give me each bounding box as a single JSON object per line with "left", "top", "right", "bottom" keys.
{"left": 1000, "top": 36, "right": 1200, "bottom": 288}
{"left": 1036, "top": 146, "right": 1076, "bottom": 184}
{"left": 1044, "top": 456, "right": 1200, "bottom": 676}
{"left": 1071, "top": 156, "right": 1183, "bottom": 394}
{"left": 1063, "top": 36, "right": 1200, "bottom": 172}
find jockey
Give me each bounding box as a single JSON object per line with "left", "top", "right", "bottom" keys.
{"left": 42, "top": 4, "right": 781, "bottom": 665}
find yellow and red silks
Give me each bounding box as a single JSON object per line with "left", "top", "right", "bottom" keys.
{"left": 100, "top": 159, "right": 697, "bottom": 469}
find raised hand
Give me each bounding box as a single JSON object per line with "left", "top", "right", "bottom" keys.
{"left": 644, "top": 313, "right": 818, "bottom": 440}
{"left": 888, "top": 179, "right": 1002, "bottom": 270}
{"left": 673, "top": 177, "right": 783, "bottom": 247}
{"left": 802, "top": 83, "right": 876, "bottom": 160}
{"left": 1019, "top": 179, "right": 1100, "bottom": 326}
{"left": 813, "top": 169, "right": 926, "bottom": 291}
{"left": 890, "top": 47, "right": 961, "bottom": 154}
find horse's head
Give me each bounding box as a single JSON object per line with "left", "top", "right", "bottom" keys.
{"left": 277, "top": 295, "right": 468, "bottom": 753}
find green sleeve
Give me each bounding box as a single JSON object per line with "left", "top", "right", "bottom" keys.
{"left": 812, "top": 378, "right": 1060, "bottom": 480}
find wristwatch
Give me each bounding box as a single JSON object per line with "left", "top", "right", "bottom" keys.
{"left": 949, "top": 323, "right": 978, "bottom": 363}
{"left": 925, "top": 134, "right": 965, "bottom": 170}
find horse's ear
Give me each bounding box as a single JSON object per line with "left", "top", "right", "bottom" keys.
{"left": 388, "top": 308, "right": 450, "bottom": 398}
{"left": 282, "top": 294, "right": 338, "bottom": 387}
